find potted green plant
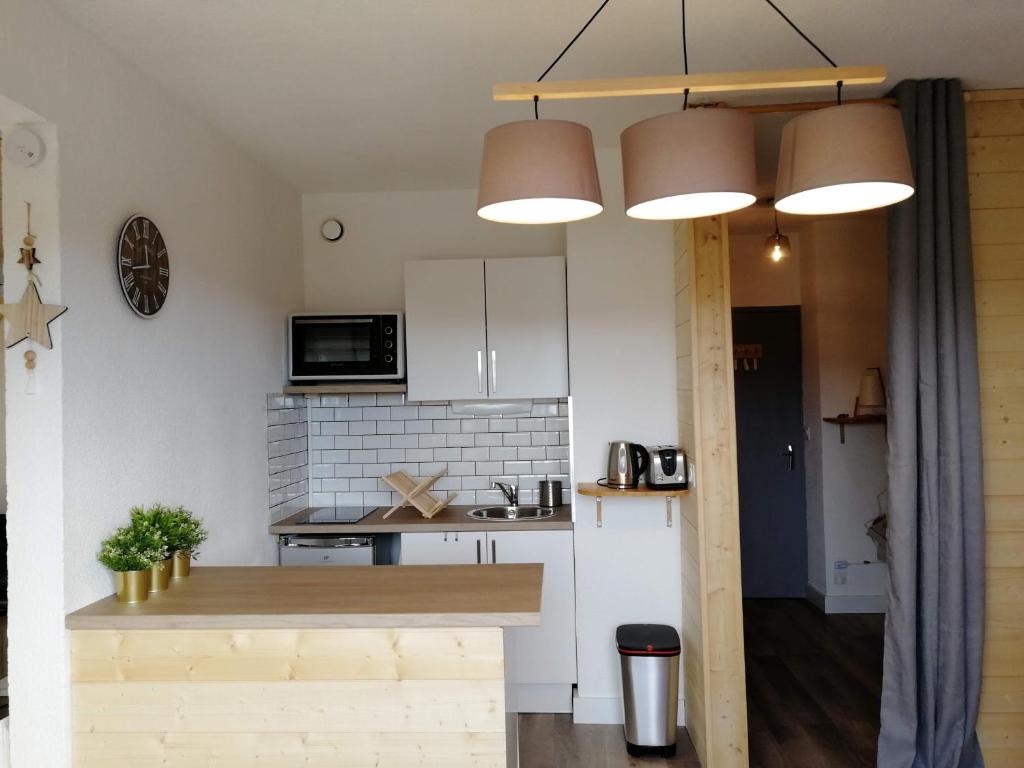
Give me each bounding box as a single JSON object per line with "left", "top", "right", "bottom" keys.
{"left": 97, "top": 519, "right": 167, "bottom": 603}
{"left": 129, "top": 504, "right": 178, "bottom": 592}
{"left": 159, "top": 506, "right": 208, "bottom": 579}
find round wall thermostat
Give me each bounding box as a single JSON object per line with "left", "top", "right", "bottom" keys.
{"left": 320, "top": 218, "right": 344, "bottom": 242}
{"left": 3, "top": 127, "right": 44, "bottom": 168}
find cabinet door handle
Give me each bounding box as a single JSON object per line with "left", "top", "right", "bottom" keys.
{"left": 491, "top": 540, "right": 497, "bottom": 564}
{"left": 477, "top": 350, "right": 484, "bottom": 394}
{"left": 490, "top": 350, "right": 497, "bottom": 393}
{"left": 476, "top": 539, "right": 482, "bottom": 564}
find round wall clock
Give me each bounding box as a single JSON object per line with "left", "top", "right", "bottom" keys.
{"left": 116, "top": 214, "right": 169, "bottom": 318}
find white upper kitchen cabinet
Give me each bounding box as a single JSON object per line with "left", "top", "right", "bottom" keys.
{"left": 404, "top": 256, "right": 568, "bottom": 401}
{"left": 405, "top": 259, "right": 488, "bottom": 402}
{"left": 484, "top": 256, "right": 568, "bottom": 399}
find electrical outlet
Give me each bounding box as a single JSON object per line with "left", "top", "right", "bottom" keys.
{"left": 834, "top": 571, "right": 847, "bottom": 585}
{"left": 833, "top": 559, "right": 848, "bottom": 585}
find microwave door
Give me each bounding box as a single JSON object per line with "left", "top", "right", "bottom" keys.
{"left": 289, "top": 315, "right": 403, "bottom": 381}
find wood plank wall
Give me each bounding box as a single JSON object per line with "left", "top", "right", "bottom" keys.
{"left": 966, "top": 88, "right": 1024, "bottom": 768}
{"left": 70, "top": 627, "right": 507, "bottom": 768}
{"left": 675, "top": 217, "right": 749, "bottom": 768}
{"left": 675, "top": 220, "right": 708, "bottom": 763}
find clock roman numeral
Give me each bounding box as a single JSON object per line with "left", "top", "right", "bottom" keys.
{"left": 123, "top": 273, "right": 135, "bottom": 290}
{"left": 120, "top": 255, "right": 133, "bottom": 267}
{"left": 132, "top": 287, "right": 141, "bottom": 306}
{"left": 143, "top": 295, "right": 150, "bottom": 313}
{"left": 159, "top": 266, "right": 169, "bottom": 277}
{"left": 158, "top": 282, "right": 168, "bottom": 297}
{"left": 157, "top": 248, "right": 167, "bottom": 258}
{"left": 142, "top": 220, "right": 150, "bottom": 238}
{"left": 131, "top": 220, "right": 140, "bottom": 240}
{"left": 152, "top": 294, "right": 162, "bottom": 311}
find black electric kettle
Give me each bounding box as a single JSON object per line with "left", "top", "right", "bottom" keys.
{"left": 605, "top": 441, "right": 650, "bottom": 489}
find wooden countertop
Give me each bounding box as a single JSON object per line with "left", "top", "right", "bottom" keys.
{"left": 66, "top": 564, "right": 543, "bottom": 630}
{"left": 269, "top": 503, "right": 573, "bottom": 534}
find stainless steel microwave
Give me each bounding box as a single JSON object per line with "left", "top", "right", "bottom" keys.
{"left": 288, "top": 313, "right": 405, "bottom": 381}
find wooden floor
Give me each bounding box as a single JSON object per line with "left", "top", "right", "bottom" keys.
{"left": 519, "top": 714, "right": 700, "bottom": 767}
{"left": 744, "top": 598, "right": 884, "bottom": 768}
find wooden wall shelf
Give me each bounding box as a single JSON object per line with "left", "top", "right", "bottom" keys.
{"left": 822, "top": 414, "right": 886, "bottom": 444}
{"left": 283, "top": 383, "right": 408, "bottom": 396}
{"left": 577, "top": 483, "right": 689, "bottom": 528}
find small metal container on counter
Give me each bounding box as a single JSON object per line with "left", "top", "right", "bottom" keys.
{"left": 539, "top": 480, "right": 563, "bottom": 508}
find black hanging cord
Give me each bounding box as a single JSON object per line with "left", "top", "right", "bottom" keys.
{"left": 534, "top": 95, "right": 540, "bottom": 119}
{"left": 536, "top": 0, "right": 614, "bottom": 83}
{"left": 760, "top": 0, "right": 838, "bottom": 67}
{"left": 836, "top": 79, "right": 843, "bottom": 105}
{"left": 681, "top": 0, "right": 690, "bottom": 110}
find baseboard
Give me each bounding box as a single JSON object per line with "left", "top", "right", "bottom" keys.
{"left": 572, "top": 692, "right": 686, "bottom": 726}
{"left": 806, "top": 584, "right": 826, "bottom": 612}
{"left": 512, "top": 684, "right": 573, "bottom": 713}
{"left": 824, "top": 593, "right": 888, "bottom": 614}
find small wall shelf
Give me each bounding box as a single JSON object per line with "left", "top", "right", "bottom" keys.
{"left": 822, "top": 414, "right": 886, "bottom": 444}
{"left": 577, "top": 483, "right": 690, "bottom": 528}
{"left": 283, "top": 383, "right": 408, "bottom": 396}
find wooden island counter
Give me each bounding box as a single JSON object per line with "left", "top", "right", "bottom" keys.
{"left": 66, "top": 564, "right": 542, "bottom": 767}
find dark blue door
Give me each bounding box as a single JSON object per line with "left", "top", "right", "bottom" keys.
{"left": 733, "top": 307, "right": 807, "bottom": 598}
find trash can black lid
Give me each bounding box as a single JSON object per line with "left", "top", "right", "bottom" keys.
{"left": 616, "top": 624, "right": 681, "bottom": 655}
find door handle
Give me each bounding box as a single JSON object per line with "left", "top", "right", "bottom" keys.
{"left": 476, "top": 539, "right": 482, "bottom": 564}
{"left": 477, "top": 350, "right": 484, "bottom": 394}
{"left": 491, "top": 540, "right": 497, "bottom": 564}
{"left": 490, "top": 350, "right": 497, "bottom": 393}
{"left": 783, "top": 444, "right": 795, "bottom": 471}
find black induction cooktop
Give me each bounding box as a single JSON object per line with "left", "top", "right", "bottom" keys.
{"left": 296, "top": 506, "right": 379, "bottom": 524}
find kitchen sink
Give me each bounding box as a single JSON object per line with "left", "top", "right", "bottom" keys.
{"left": 467, "top": 505, "right": 557, "bottom": 522}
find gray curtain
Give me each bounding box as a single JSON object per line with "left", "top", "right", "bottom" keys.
{"left": 879, "top": 78, "right": 986, "bottom": 768}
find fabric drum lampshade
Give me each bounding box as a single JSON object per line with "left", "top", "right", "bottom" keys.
{"left": 620, "top": 108, "right": 757, "bottom": 220}
{"left": 477, "top": 119, "right": 603, "bottom": 225}
{"left": 774, "top": 103, "right": 915, "bottom": 215}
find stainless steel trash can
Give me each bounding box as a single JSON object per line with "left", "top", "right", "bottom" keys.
{"left": 617, "top": 624, "right": 680, "bottom": 758}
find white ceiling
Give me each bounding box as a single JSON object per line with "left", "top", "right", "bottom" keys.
{"left": 52, "top": 0, "right": 1024, "bottom": 193}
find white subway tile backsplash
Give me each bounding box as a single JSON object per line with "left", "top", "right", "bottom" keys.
{"left": 272, "top": 395, "right": 569, "bottom": 517}
{"left": 488, "top": 447, "right": 518, "bottom": 461}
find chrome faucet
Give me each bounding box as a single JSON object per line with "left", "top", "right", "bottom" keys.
{"left": 492, "top": 481, "right": 518, "bottom": 507}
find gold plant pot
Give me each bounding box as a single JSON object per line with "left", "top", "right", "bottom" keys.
{"left": 150, "top": 558, "right": 172, "bottom": 592}
{"left": 171, "top": 550, "right": 192, "bottom": 579}
{"left": 115, "top": 570, "right": 152, "bottom": 604}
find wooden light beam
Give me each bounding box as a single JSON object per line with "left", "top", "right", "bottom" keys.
{"left": 493, "top": 65, "right": 886, "bottom": 102}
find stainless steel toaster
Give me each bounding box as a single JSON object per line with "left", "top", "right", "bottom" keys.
{"left": 645, "top": 446, "right": 689, "bottom": 489}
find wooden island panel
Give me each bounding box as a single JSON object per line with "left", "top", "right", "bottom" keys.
{"left": 71, "top": 626, "right": 507, "bottom": 767}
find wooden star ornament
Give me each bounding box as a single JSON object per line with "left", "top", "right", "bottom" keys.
{"left": 0, "top": 281, "right": 68, "bottom": 350}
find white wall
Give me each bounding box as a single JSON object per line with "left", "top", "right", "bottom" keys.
{"left": 801, "top": 215, "right": 889, "bottom": 611}
{"left": 302, "top": 190, "right": 564, "bottom": 311}
{"left": 567, "top": 149, "right": 682, "bottom": 724}
{"left": 0, "top": 0, "right": 304, "bottom": 763}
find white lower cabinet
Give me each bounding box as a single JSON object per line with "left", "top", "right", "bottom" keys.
{"left": 399, "top": 529, "right": 577, "bottom": 713}
{"left": 398, "top": 531, "right": 486, "bottom": 565}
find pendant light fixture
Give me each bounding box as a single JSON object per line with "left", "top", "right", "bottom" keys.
{"left": 763, "top": 209, "right": 791, "bottom": 263}
{"left": 774, "top": 100, "right": 914, "bottom": 215}
{"left": 476, "top": 3, "right": 609, "bottom": 225}
{"left": 621, "top": 0, "right": 756, "bottom": 220}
